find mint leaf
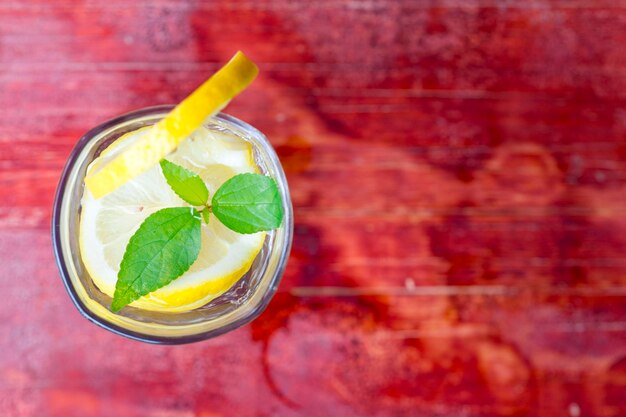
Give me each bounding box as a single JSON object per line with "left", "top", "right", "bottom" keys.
{"left": 212, "top": 173, "right": 284, "bottom": 234}
{"left": 111, "top": 207, "right": 201, "bottom": 312}
{"left": 201, "top": 207, "right": 211, "bottom": 224}
{"left": 160, "top": 159, "right": 209, "bottom": 206}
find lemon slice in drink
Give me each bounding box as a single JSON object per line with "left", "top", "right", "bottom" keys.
{"left": 85, "top": 51, "right": 258, "bottom": 199}
{"left": 80, "top": 126, "right": 265, "bottom": 312}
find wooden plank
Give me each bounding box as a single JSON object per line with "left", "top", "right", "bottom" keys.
{"left": 0, "top": 5, "right": 626, "bottom": 95}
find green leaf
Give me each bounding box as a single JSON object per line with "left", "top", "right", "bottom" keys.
{"left": 160, "top": 159, "right": 209, "bottom": 206}
{"left": 201, "top": 207, "right": 210, "bottom": 225}
{"left": 111, "top": 207, "right": 201, "bottom": 312}
{"left": 212, "top": 173, "right": 284, "bottom": 234}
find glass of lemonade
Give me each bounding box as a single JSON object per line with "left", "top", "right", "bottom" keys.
{"left": 52, "top": 105, "right": 293, "bottom": 344}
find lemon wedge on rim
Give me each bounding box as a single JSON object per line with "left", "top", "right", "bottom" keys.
{"left": 85, "top": 51, "right": 258, "bottom": 199}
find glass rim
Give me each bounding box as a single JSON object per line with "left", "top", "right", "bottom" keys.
{"left": 52, "top": 105, "right": 293, "bottom": 344}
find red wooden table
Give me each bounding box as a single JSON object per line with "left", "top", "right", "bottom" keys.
{"left": 2, "top": 1, "right": 626, "bottom": 416}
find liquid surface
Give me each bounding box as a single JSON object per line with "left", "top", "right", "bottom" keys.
{"left": 79, "top": 126, "right": 266, "bottom": 312}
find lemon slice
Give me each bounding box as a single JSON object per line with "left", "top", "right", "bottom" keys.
{"left": 85, "top": 51, "right": 259, "bottom": 199}
{"left": 79, "top": 126, "right": 265, "bottom": 312}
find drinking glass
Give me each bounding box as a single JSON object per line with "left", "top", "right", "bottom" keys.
{"left": 52, "top": 105, "right": 293, "bottom": 344}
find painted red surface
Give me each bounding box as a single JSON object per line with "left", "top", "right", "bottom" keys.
{"left": 1, "top": 1, "right": 626, "bottom": 416}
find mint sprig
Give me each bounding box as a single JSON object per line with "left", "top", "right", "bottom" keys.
{"left": 110, "top": 160, "right": 284, "bottom": 312}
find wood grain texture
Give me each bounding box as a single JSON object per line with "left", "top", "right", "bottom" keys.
{"left": 1, "top": 1, "right": 626, "bottom": 416}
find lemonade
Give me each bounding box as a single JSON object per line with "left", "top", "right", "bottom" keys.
{"left": 52, "top": 53, "right": 293, "bottom": 343}
{"left": 80, "top": 125, "right": 268, "bottom": 312}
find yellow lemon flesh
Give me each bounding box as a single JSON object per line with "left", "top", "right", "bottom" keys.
{"left": 85, "top": 51, "right": 258, "bottom": 199}
{"left": 79, "top": 126, "right": 265, "bottom": 312}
